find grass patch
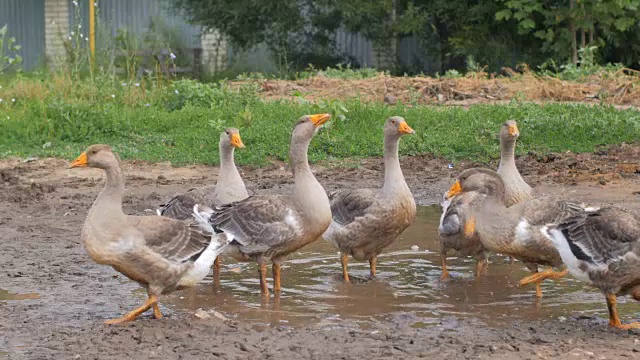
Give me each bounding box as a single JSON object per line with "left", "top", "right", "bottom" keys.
{"left": 1, "top": 75, "right": 639, "bottom": 166}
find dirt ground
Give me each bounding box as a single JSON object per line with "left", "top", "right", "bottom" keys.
{"left": 1, "top": 144, "right": 640, "bottom": 359}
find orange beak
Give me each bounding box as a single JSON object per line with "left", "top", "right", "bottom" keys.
{"left": 69, "top": 152, "right": 88, "bottom": 168}
{"left": 446, "top": 180, "right": 462, "bottom": 199}
{"left": 230, "top": 133, "right": 245, "bottom": 148}
{"left": 508, "top": 125, "right": 519, "bottom": 137}
{"left": 398, "top": 122, "right": 415, "bottom": 134}
{"left": 308, "top": 113, "right": 332, "bottom": 127}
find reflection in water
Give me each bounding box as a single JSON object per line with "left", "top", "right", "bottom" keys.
{"left": 164, "top": 206, "right": 636, "bottom": 329}
{"left": 0, "top": 289, "right": 39, "bottom": 301}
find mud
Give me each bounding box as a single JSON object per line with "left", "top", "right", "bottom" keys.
{"left": 1, "top": 146, "right": 640, "bottom": 359}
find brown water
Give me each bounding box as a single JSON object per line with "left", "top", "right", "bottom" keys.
{"left": 161, "top": 205, "right": 638, "bottom": 329}
{"left": 0, "top": 289, "right": 39, "bottom": 301}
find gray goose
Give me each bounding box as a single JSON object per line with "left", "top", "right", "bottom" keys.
{"left": 208, "top": 114, "right": 332, "bottom": 296}
{"left": 544, "top": 207, "right": 640, "bottom": 329}
{"left": 157, "top": 128, "right": 248, "bottom": 273}
{"left": 439, "top": 120, "right": 533, "bottom": 278}
{"left": 446, "top": 168, "right": 589, "bottom": 297}
{"left": 323, "top": 117, "right": 417, "bottom": 281}
{"left": 69, "top": 145, "right": 229, "bottom": 324}
{"left": 497, "top": 120, "right": 533, "bottom": 206}
{"left": 438, "top": 191, "right": 490, "bottom": 279}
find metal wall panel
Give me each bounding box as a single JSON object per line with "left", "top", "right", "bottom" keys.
{"left": 90, "top": 0, "right": 201, "bottom": 49}
{"left": 335, "top": 29, "right": 373, "bottom": 67}
{"left": 0, "top": 0, "right": 46, "bottom": 70}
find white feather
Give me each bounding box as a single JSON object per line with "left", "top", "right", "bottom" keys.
{"left": 541, "top": 226, "right": 592, "bottom": 282}
{"left": 177, "top": 204, "right": 231, "bottom": 287}
{"left": 514, "top": 219, "right": 531, "bottom": 245}
{"left": 156, "top": 208, "right": 162, "bottom": 216}
{"left": 177, "top": 235, "right": 229, "bottom": 287}
{"left": 192, "top": 204, "right": 215, "bottom": 234}
{"left": 284, "top": 209, "right": 300, "bottom": 230}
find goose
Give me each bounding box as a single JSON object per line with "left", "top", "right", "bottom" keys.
{"left": 439, "top": 191, "right": 490, "bottom": 279}
{"left": 323, "top": 117, "right": 416, "bottom": 281}
{"left": 439, "top": 120, "right": 533, "bottom": 278}
{"left": 157, "top": 128, "right": 248, "bottom": 273}
{"left": 497, "top": 120, "right": 533, "bottom": 206}
{"left": 69, "top": 145, "right": 229, "bottom": 324}
{"left": 445, "top": 168, "right": 587, "bottom": 297}
{"left": 543, "top": 207, "right": 640, "bottom": 329}
{"left": 207, "top": 114, "right": 332, "bottom": 296}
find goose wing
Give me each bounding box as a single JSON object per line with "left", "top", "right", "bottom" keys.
{"left": 133, "top": 215, "right": 213, "bottom": 264}
{"left": 157, "top": 186, "right": 215, "bottom": 220}
{"left": 209, "top": 195, "right": 302, "bottom": 255}
{"left": 555, "top": 207, "right": 640, "bottom": 265}
{"left": 329, "top": 188, "right": 377, "bottom": 226}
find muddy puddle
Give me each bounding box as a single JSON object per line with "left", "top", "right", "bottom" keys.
{"left": 151, "top": 205, "right": 638, "bottom": 330}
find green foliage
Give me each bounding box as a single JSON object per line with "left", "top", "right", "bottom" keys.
{"left": 497, "top": 0, "right": 640, "bottom": 64}
{"left": 0, "top": 76, "right": 638, "bottom": 166}
{"left": 0, "top": 25, "right": 23, "bottom": 74}
{"left": 537, "top": 46, "right": 625, "bottom": 81}
{"left": 166, "top": 79, "right": 261, "bottom": 113}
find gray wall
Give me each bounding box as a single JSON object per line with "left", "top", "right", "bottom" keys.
{"left": 70, "top": 0, "right": 201, "bottom": 50}
{"left": 0, "top": 0, "right": 46, "bottom": 70}
{"left": 0, "top": 0, "right": 202, "bottom": 71}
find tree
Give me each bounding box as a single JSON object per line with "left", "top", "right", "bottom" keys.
{"left": 495, "top": 0, "right": 640, "bottom": 66}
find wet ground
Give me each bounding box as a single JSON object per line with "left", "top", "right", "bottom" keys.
{"left": 1, "top": 146, "right": 640, "bottom": 359}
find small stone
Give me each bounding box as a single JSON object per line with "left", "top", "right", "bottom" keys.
{"left": 411, "top": 245, "right": 419, "bottom": 251}
{"left": 436, "top": 94, "right": 445, "bottom": 102}
{"left": 598, "top": 176, "right": 607, "bottom": 185}
{"left": 208, "top": 310, "right": 228, "bottom": 321}
{"left": 23, "top": 157, "right": 39, "bottom": 163}
{"left": 194, "top": 309, "right": 210, "bottom": 319}
{"left": 558, "top": 316, "right": 567, "bottom": 322}
{"left": 384, "top": 94, "right": 397, "bottom": 105}
{"left": 489, "top": 345, "right": 497, "bottom": 353}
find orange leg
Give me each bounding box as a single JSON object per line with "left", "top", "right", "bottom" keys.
{"left": 341, "top": 253, "right": 351, "bottom": 283}
{"left": 148, "top": 290, "right": 163, "bottom": 319}
{"left": 152, "top": 303, "right": 163, "bottom": 319}
{"left": 475, "top": 259, "right": 487, "bottom": 278}
{"left": 105, "top": 294, "right": 159, "bottom": 325}
{"left": 519, "top": 267, "right": 569, "bottom": 298}
{"left": 369, "top": 257, "right": 377, "bottom": 279}
{"left": 440, "top": 253, "right": 450, "bottom": 280}
{"left": 272, "top": 263, "right": 282, "bottom": 292}
{"left": 259, "top": 263, "right": 270, "bottom": 297}
{"left": 214, "top": 257, "right": 221, "bottom": 274}
{"left": 606, "top": 293, "right": 640, "bottom": 330}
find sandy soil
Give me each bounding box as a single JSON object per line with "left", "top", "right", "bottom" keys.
{"left": 1, "top": 145, "right": 640, "bottom": 359}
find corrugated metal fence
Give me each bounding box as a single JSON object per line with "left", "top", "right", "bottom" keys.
{"left": 68, "top": 0, "right": 201, "bottom": 55}
{"left": 0, "top": 0, "right": 201, "bottom": 71}
{"left": 0, "top": 0, "right": 441, "bottom": 73}
{"left": 0, "top": 0, "right": 45, "bottom": 70}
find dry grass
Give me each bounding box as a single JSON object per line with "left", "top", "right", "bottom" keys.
{"left": 229, "top": 67, "right": 640, "bottom": 107}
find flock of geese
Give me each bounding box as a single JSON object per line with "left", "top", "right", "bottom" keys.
{"left": 68, "top": 113, "right": 640, "bottom": 330}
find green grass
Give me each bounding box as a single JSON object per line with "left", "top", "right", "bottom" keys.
{"left": 1, "top": 76, "right": 639, "bottom": 167}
